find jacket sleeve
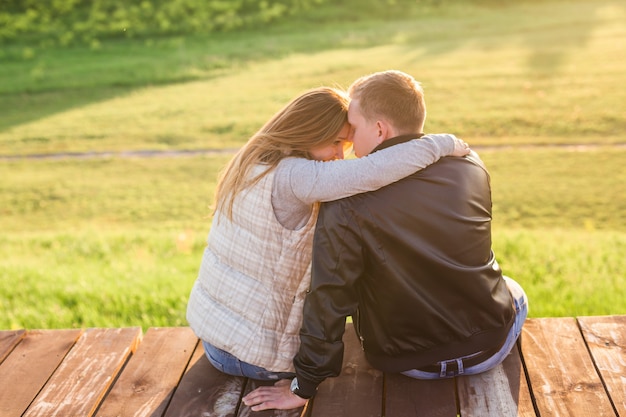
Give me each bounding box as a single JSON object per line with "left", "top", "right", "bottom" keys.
{"left": 284, "top": 134, "right": 457, "bottom": 204}
{"left": 293, "top": 199, "right": 365, "bottom": 397}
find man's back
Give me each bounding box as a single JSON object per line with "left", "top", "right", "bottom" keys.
{"left": 307, "top": 149, "right": 515, "bottom": 373}
{"left": 242, "top": 71, "right": 526, "bottom": 410}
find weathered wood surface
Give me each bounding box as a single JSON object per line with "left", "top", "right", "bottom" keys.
{"left": 385, "top": 373, "right": 456, "bottom": 416}
{"left": 163, "top": 339, "right": 245, "bottom": 417}
{"left": 577, "top": 315, "right": 625, "bottom": 415}
{"left": 521, "top": 318, "right": 616, "bottom": 417}
{"left": 96, "top": 327, "right": 198, "bottom": 417}
{"left": 23, "top": 327, "right": 142, "bottom": 417}
{"left": 0, "top": 329, "right": 83, "bottom": 417}
{"left": 307, "top": 324, "right": 383, "bottom": 417}
{"left": 1, "top": 316, "right": 624, "bottom": 417}
{"left": 0, "top": 329, "right": 25, "bottom": 362}
{"left": 457, "top": 346, "right": 535, "bottom": 417}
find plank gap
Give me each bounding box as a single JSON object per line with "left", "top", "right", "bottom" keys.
{"left": 91, "top": 343, "right": 137, "bottom": 416}
{"left": 576, "top": 317, "right": 621, "bottom": 417}
{"left": 233, "top": 376, "right": 249, "bottom": 417}
{"left": 0, "top": 329, "right": 84, "bottom": 417}
{"left": 158, "top": 338, "right": 202, "bottom": 417}
{"left": 516, "top": 335, "right": 541, "bottom": 417}
{"left": 0, "top": 330, "right": 26, "bottom": 364}
{"left": 27, "top": 339, "right": 82, "bottom": 414}
{"left": 453, "top": 376, "right": 460, "bottom": 416}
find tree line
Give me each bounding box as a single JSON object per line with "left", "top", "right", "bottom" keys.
{"left": 0, "top": 0, "right": 333, "bottom": 46}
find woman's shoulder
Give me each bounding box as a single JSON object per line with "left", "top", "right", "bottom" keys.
{"left": 275, "top": 157, "right": 312, "bottom": 176}
{"left": 277, "top": 156, "right": 307, "bottom": 167}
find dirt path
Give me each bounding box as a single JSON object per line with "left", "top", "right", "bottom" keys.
{"left": 1, "top": 143, "right": 625, "bottom": 161}
{"left": 0, "top": 148, "right": 240, "bottom": 160}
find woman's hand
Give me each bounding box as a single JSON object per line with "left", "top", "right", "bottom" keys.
{"left": 452, "top": 137, "right": 471, "bottom": 157}
{"left": 242, "top": 379, "right": 308, "bottom": 411}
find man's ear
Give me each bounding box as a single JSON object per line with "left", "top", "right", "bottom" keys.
{"left": 376, "top": 120, "right": 394, "bottom": 142}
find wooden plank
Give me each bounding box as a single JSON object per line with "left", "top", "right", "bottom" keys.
{"left": 578, "top": 315, "right": 626, "bottom": 415}
{"left": 457, "top": 343, "right": 536, "bottom": 417}
{"left": 95, "top": 327, "right": 199, "bottom": 417}
{"left": 0, "top": 329, "right": 26, "bottom": 363}
{"left": 23, "top": 327, "right": 142, "bottom": 417}
{"left": 385, "top": 373, "right": 456, "bottom": 417}
{"left": 308, "top": 323, "right": 383, "bottom": 417}
{"left": 0, "top": 329, "right": 83, "bottom": 417}
{"left": 520, "top": 317, "right": 615, "bottom": 417}
{"left": 163, "top": 341, "right": 246, "bottom": 417}
{"left": 238, "top": 379, "right": 307, "bottom": 417}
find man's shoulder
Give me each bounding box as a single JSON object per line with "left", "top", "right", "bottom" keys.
{"left": 419, "top": 152, "right": 488, "bottom": 176}
{"left": 463, "top": 151, "right": 487, "bottom": 169}
{"left": 320, "top": 193, "right": 362, "bottom": 210}
{"left": 318, "top": 192, "right": 365, "bottom": 223}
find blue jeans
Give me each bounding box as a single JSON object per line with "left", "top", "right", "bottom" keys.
{"left": 402, "top": 276, "right": 529, "bottom": 380}
{"left": 202, "top": 341, "right": 295, "bottom": 381}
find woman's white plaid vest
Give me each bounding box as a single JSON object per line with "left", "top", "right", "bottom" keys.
{"left": 187, "top": 165, "right": 319, "bottom": 372}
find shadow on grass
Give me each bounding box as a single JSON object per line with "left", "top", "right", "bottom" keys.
{"left": 0, "top": 0, "right": 621, "bottom": 135}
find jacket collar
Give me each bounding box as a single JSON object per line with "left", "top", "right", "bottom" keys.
{"left": 371, "top": 133, "right": 424, "bottom": 154}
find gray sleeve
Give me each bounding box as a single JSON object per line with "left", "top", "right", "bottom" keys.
{"left": 282, "top": 133, "right": 457, "bottom": 205}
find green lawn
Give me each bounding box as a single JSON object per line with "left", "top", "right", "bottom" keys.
{"left": 1, "top": 0, "right": 625, "bottom": 329}
{"left": 2, "top": 227, "right": 623, "bottom": 330}
{"left": 1, "top": 147, "right": 624, "bottom": 329}
{"left": 2, "top": 0, "right": 625, "bottom": 154}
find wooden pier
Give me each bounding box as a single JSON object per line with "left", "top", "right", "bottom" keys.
{"left": 1, "top": 316, "right": 624, "bottom": 416}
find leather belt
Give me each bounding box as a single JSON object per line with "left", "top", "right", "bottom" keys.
{"left": 416, "top": 337, "right": 507, "bottom": 375}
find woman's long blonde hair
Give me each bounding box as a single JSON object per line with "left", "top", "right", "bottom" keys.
{"left": 214, "top": 86, "right": 350, "bottom": 219}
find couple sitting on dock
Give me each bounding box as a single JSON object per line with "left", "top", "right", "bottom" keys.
{"left": 186, "top": 70, "right": 529, "bottom": 411}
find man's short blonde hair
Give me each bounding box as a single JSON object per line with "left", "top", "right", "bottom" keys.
{"left": 348, "top": 70, "right": 426, "bottom": 134}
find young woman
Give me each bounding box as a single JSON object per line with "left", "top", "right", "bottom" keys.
{"left": 186, "top": 86, "right": 470, "bottom": 380}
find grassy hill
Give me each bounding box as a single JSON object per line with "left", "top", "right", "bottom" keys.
{"left": 1, "top": 0, "right": 624, "bottom": 154}
{"left": 0, "top": 0, "right": 624, "bottom": 329}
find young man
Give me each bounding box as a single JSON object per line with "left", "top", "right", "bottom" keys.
{"left": 243, "top": 70, "right": 528, "bottom": 411}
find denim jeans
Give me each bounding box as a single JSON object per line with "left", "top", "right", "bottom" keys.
{"left": 202, "top": 341, "right": 295, "bottom": 381}
{"left": 402, "top": 276, "right": 529, "bottom": 380}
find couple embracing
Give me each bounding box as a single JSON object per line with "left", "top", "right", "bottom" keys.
{"left": 186, "top": 70, "right": 528, "bottom": 411}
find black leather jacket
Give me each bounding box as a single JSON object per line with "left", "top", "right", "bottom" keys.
{"left": 294, "top": 135, "right": 515, "bottom": 398}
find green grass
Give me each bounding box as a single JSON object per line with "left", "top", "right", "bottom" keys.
{"left": 1, "top": 0, "right": 625, "bottom": 329}
{"left": 493, "top": 229, "right": 626, "bottom": 318}
{"left": 0, "top": 230, "right": 203, "bottom": 330}
{"left": 482, "top": 148, "right": 626, "bottom": 232}
{"left": 1, "top": 228, "right": 623, "bottom": 330}
{"left": 1, "top": 149, "right": 624, "bottom": 234}
{"left": 1, "top": 0, "right": 625, "bottom": 154}
{"left": 0, "top": 155, "right": 228, "bottom": 233}
{"left": 1, "top": 148, "right": 624, "bottom": 329}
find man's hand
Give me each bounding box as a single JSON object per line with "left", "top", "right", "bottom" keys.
{"left": 242, "top": 379, "right": 308, "bottom": 411}
{"left": 452, "top": 137, "right": 471, "bottom": 157}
